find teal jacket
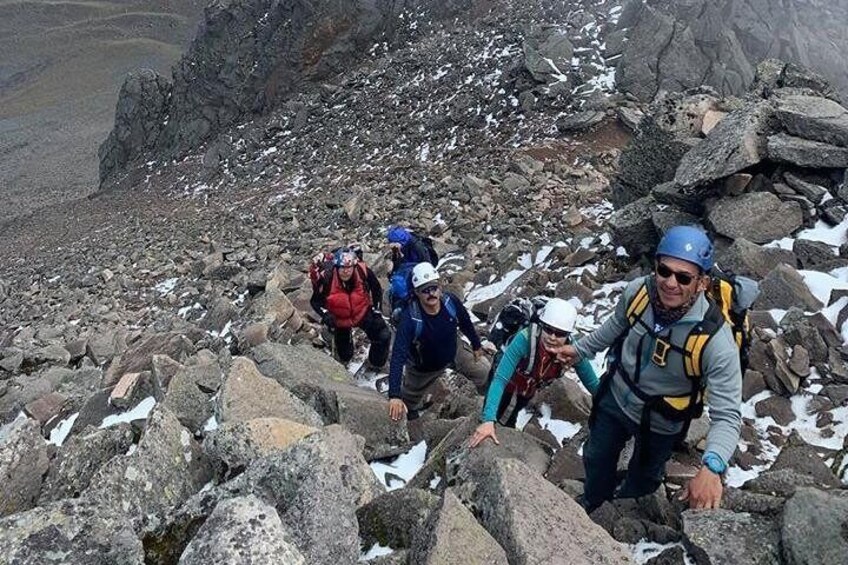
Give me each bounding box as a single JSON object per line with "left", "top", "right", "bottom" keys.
{"left": 481, "top": 328, "right": 599, "bottom": 422}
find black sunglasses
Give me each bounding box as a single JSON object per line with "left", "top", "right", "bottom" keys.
{"left": 417, "top": 284, "right": 440, "bottom": 296}
{"left": 540, "top": 323, "right": 571, "bottom": 340}
{"left": 656, "top": 262, "right": 699, "bottom": 286}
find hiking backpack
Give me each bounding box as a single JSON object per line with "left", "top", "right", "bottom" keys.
{"left": 417, "top": 234, "right": 440, "bottom": 266}
{"left": 600, "top": 268, "right": 759, "bottom": 429}
{"left": 486, "top": 296, "right": 550, "bottom": 380}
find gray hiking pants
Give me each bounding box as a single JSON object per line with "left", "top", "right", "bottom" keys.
{"left": 401, "top": 336, "right": 491, "bottom": 419}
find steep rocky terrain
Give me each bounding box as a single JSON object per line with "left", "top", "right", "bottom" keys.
{"left": 1, "top": 0, "right": 848, "bottom": 563}
{"left": 0, "top": 0, "right": 206, "bottom": 222}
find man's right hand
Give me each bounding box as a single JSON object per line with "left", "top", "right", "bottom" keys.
{"left": 388, "top": 398, "right": 407, "bottom": 421}
{"left": 321, "top": 311, "right": 336, "bottom": 329}
{"left": 551, "top": 344, "right": 579, "bottom": 366}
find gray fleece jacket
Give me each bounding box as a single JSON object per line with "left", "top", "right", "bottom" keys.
{"left": 574, "top": 276, "right": 742, "bottom": 464}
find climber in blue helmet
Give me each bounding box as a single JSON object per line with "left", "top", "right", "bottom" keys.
{"left": 386, "top": 225, "right": 437, "bottom": 317}
{"left": 554, "top": 225, "right": 742, "bottom": 512}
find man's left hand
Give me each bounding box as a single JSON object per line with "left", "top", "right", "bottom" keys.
{"left": 473, "top": 348, "right": 483, "bottom": 362}
{"left": 679, "top": 467, "right": 723, "bottom": 509}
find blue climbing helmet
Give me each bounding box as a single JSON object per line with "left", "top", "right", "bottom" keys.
{"left": 387, "top": 226, "right": 412, "bottom": 245}
{"left": 656, "top": 226, "right": 714, "bottom": 272}
{"left": 333, "top": 248, "right": 358, "bottom": 268}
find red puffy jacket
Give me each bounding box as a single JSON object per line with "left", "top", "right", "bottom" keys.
{"left": 324, "top": 265, "right": 372, "bottom": 329}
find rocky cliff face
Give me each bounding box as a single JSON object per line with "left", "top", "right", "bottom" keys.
{"left": 99, "top": 0, "right": 486, "bottom": 182}
{"left": 616, "top": 0, "right": 848, "bottom": 101}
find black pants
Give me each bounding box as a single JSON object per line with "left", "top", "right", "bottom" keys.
{"left": 333, "top": 310, "right": 391, "bottom": 368}
{"left": 496, "top": 390, "right": 532, "bottom": 428}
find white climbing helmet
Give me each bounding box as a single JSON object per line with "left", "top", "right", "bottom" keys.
{"left": 538, "top": 298, "right": 578, "bottom": 333}
{"left": 411, "top": 262, "right": 440, "bottom": 289}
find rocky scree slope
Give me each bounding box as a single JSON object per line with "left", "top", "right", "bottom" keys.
{"left": 1, "top": 1, "right": 848, "bottom": 564}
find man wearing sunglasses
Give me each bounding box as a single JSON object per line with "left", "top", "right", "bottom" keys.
{"left": 554, "top": 226, "right": 742, "bottom": 512}
{"left": 469, "top": 298, "right": 599, "bottom": 447}
{"left": 387, "top": 262, "right": 488, "bottom": 434}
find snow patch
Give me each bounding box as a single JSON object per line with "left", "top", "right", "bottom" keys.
{"left": 100, "top": 396, "right": 156, "bottom": 428}
{"left": 48, "top": 412, "right": 80, "bottom": 446}
{"left": 370, "top": 440, "right": 427, "bottom": 491}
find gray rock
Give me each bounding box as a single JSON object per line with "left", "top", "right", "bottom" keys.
{"left": 741, "top": 370, "right": 766, "bottom": 402}
{"left": 455, "top": 457, "right": 633, "bottom": 564}
{"left": 178, "top": 495, "right": 305, "bottom": 565}
{"left": 83, "top": 406, "right": 212, "bottom": 531}
{"left": 783, "top": 173, "right": 830, "bottom": 205}
{"left": 163, "top": 362, "right": 223, "bottom": 432}
{"left": 557, "top": 110, "right": 605, "bottom": 133}
{"left": 98, "top": 69, "right": 171, "bottom": 183}
{"left": 745, "top": 469, "right": 825, "bottom": 499}
{"left": 335, "top": 385, "right": 409, "bottom": 460}
{"left": 782, "top": 319, "right": 829, "bottom": 364}
{"left": 608, "top": 195, "right": 660, "bottom": 257}
{"left": 707, "top": 192, "right": 803, "bottom": 244}
{"left": 0, "top": 498, "right": 144, "bottom": 565}
{"left": 0, "top": 416, "right": 50, "bottom": 516}
{"left": 675, "top": 102, "right": 772, "bottom": 188}
{"left": 755, "top": 394, "right": 794, "bottom": 426}
{"left": 781, "top": 487, "right": 848, "bottom": 565}
{"left": 219, "top": 356, "right": 323, "bottom": 428}
{"left": 409, "top": 489, "right": 509, "bottom": 565}
{"left": 767, "top": 133, "right": 848, "bottom": 168}
{"left": 771, "top": 435, "right": 841, "bottom": 488}
{"left": 617, "top": 4, "right": 848, "bottom": 100}
{"left": 682, "top": 509, "right": 780, "bottom": 565}
{"left": 203, "top": 417, "right": 318, "bottom": 477}
{"left": 775, "top": 95, "right": 848, "bottom": 148}
{"left": 755, "top": 264, "right": 823, "bottom": 311}
{"left": 86, "top": 327, "right": 128, "bottom": 366}
{"left": 611, "top": 118, "right": 698, "bottom": 207}
{"left": 357, "top": 488, "right": 441, "bottom": 550}
{"left": 721, "top": 488, "right": 785, "bottom": 516}
{"left": 523, "top": 25, "right": 573, "bottom": 84}
{"left": 793, "top": 238, "right": 840, "bottom": 269}
{"left": 40, "top": 423, "right": 135, "bottom": 503}
{"left": 105, "top": 332, "right": 195, "bottom": 387}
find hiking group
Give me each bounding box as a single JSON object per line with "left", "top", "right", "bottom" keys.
{"left": 310, "top": 225, "right": 756, "bottom": 511}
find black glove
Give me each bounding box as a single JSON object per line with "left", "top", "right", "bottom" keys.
{"left": 322, "top": 311, "right": 336, "bottom": 329}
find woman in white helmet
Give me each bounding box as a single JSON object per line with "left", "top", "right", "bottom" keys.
{"left": 470, "top": 298, "right": 599, "bottom": 447}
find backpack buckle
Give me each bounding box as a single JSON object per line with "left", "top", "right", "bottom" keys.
{"left": 652, "top": 338, "right": 671, "bottom": 367}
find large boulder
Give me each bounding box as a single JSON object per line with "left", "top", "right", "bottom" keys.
{"left": 774, "top": 95, "right": 848, "bottom": 147}
{"left": 675, "top": 102, "right": 773, "bottom": 188}
{"left": 252, "top": 343, "right": 407, "bottom": 455}
{"left": 145, "top": 426, "right": 382, "bottom": 565}
{"left": 357, "top": 488, "right": 441, "bottom": 550}
{"left": 522, "top": 25, "right": 573, "bottom": 85}
{"left": 218, "top": 357, "right": 323, "bottom": 428}
{"left": 715, "top": 238, "right": 797, "bottom": 279}
{"left": 163, "top": 362, "right": 223, "bottom": 432}
{"left": 767, "top": 133, "right": 848, "bottom": 168}
{"left": 178, "top": 495, "right": 305, "bottom": 564}
{"left": 682, "top": 509, "right": 780, "bottom": 564}
{"left": 203, "top": 417, "right": 319, "bottom": 477}
{"left": 755, "top": 264, "right": 823, "bottom": 311}
{"left": 83, "top": 407, "right": 212, "bottom": 531}
{"left": 410, "top": 418, "right": 551, "bottom": 491}
{"left": 608, "top": 195, "right": 661, "bottom": 257}
{"left": 98, "top": 69, "right": 171, "bottom": 183}
{"left": 707, "top": 192, "right": 803, "bottom": 244}
{"left": 409, "top": 489, "right": 509, "bottom": 565}
{"left": 105, "top": 332, "right": 195, "bottom": 387}
{"left": 40, "top": 423, "right": 135, "bottom": 503}
{"left": 781, "top": 487, "right": 848, "bottom": 565}
{"left": 454, "top": 456, "right": 633, "bottom": 564}
{"left": 0, "top": 416, "right": 50, "bottom": 517}
{"left": 0, "top": 498, "right": 144, "bottom": 565}
{"left": 770, "top": 435, "right": 841, "bottom": 488}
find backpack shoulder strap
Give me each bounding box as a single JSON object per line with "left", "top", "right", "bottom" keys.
{"left": 527, "top": 323, "right": 541, "bottom": 370}
{"left": 683, "top": 299, "right": 724, "bottom": 380}
{"left": 626, "top": 282, "right": 651, "bottom": 326}
{"left": 409, "top": 300, "right": 424, "bottom": 341}
{"left": 443, "top": 295, "right": 457, "bottom": 320}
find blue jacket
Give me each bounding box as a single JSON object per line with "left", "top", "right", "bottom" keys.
{"left": 388, "top": 292, "right": 481, "bottom": 398}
